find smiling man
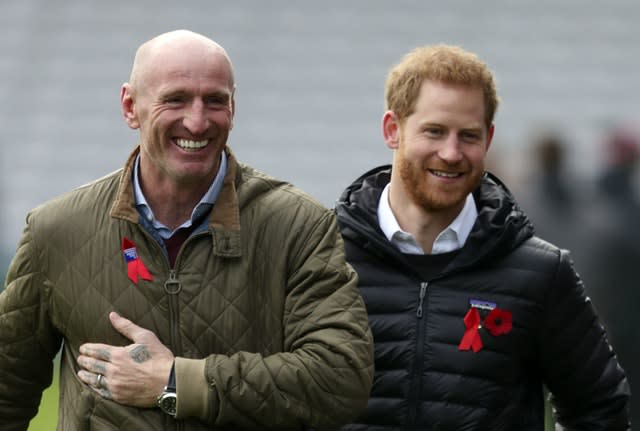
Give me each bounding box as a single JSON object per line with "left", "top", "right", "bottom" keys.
{"left": 0, "top": 30, "right": 373, "bottom": 430}
{"left": 336, "top": 45, "right": 630, "bottom": 430}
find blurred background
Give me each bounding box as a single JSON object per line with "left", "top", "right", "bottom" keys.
{"left": 1, "top": 0, "right": 639, "bottom": 428}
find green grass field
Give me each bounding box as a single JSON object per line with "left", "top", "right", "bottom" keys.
{"left": 28, "top": 356, "right": 59, "bottom": 431}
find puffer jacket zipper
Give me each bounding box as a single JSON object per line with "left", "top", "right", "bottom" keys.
{"left": 406, "top": 281, "right": 429, "bottom": 430}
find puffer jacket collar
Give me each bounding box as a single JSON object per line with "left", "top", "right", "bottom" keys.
{"left": 109, "top": 145, "right": 242, "bottom": 258}
{"left": 336, "top": 165, "right": 534, "bottom": 275}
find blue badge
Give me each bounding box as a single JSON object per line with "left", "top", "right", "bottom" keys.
{"left": 469, "top": 298, "right": 496, "bottom": 311}
{"left": 123, "top": 247, "right": 138, "bottom": 263}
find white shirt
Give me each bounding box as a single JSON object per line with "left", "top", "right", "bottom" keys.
{"left": 377, "top": 184, "right": 478, "bottom": 255}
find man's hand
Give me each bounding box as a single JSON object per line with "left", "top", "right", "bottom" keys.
{"left": 77, "top": 311, "right": 174, "bottom": 407}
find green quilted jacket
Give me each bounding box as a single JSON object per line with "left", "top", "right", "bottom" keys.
{"left": 0, "top": 146, "right": 374, "bottom": 431}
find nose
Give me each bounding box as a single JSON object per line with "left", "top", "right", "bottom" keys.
{"left": 183, "top": 100, "right": 209, "bottom": 135}
{"left": 438, "top": 135, "right": 463, "bottom": 163}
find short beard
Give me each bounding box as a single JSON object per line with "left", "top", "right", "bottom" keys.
{"left": 398, "top": 154, "right": 483, "bottom": 213}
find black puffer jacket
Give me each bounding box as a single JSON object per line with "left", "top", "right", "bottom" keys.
{"left": 336, "top": 166, "right": 630, "bottom": 431}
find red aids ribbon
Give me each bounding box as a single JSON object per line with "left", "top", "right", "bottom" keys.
{"left": 122, "top": 237, "right": 153, "bottom": 285}
{"left": 458, "top": 307, "right": 483, "bottom": 352}
{"left": 484, "top": 308, "right": 512, "bottom": 336}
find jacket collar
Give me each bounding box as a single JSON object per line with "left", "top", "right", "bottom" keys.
{"left": 110, "top": 145, "right": 242, "bottom": 257}
{"left": 336, "top": 165, "right": 534, "bottom": 270}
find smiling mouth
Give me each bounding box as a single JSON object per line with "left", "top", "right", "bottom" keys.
{"left": 175, "top": 139, "right": 209, "bottom": 151}
{"left": 429, "top": 169, "right": 462, "bottom": 178}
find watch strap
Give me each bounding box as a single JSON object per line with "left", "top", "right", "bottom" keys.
{"left": 157, "top": 361, "right": 178, "bottom": 417}
{"left": 167, "top": 361, "right": 176, "bottom": 392}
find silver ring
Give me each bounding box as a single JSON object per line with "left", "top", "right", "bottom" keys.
{"left": 96, "top": 373, "right": 104, "bottom": 388}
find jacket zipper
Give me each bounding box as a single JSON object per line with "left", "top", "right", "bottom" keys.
{"left": 165, "top": 268, "right": 182, "bottom": 359}
{"left": 168, "top": 230, "right": 212, "bottom": 431}
{"left": 166, "top": 230, "right": 207, "bottom": 353}
{"left": 139, "top": 227, "right": 208, "bottom": 431}
{"left": 164, "top": 269, "right": 182, "bottom": 294}
{"left": 134, "top": 231, "right": 183, "bottom": 430}
{"left": 416, "top": 282, "right": 427, "bottom": 318}
{"left": 164, "top": 230, "right": 208, "bottom": 353}
{"left": 164, "top": 234, "right": 199, "bottom": 431}
{"left": 407, "top": 282, "right": 428, "bottom": 430}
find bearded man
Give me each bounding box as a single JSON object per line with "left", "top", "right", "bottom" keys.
{"left": 335, "top": 45, "right": 630, "bottom": 430}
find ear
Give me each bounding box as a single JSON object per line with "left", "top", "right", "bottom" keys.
{"left": 486, "top": 123, "right": 495, "bottom": 152}
{"left": 382, "top": 110, "right": 401, "bottom": 150}
{"left": 229, "top": 85, "right": 237, "bottom": 130}
{"left": 120, "top": 83, "right": 140, "bottom": 130}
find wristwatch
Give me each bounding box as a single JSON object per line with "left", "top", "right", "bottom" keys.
{"left": 157, "top": 362, "right": 177, "bottom": 417}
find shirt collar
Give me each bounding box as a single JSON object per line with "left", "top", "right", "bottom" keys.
{"left": 133, "top": 151, "right": 227, "bottom": 238}
{"left": 377, "top": 183, "right": 477, "bottom": 255}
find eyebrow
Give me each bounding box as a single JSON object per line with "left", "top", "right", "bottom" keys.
{"left": 160, "top": 88, "right": 231, "bottom": 101}
{"left": 204, "top": 91, "right": 232, "bottom": 101}
{"left": 459, "top": 126, "right": 483, "bottom": 133}
{"left": 420, "top": 122, "right": 483, "bottom": 131}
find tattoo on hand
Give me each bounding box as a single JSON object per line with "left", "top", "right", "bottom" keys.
{"left": 95, "top": 362, "right": 107, "bottom": 374}
{"left": 97, "top": 348, "right": 112, "bottom": 362}
{"left": 130, "top": 345, "right": 151, "bottom": 363}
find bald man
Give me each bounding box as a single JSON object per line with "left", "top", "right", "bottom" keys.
{"left": 0, "top": 30, "right": 373, "bottom": 430}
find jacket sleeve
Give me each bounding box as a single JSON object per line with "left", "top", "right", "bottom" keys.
{"left": 0, "top": 214, "right": 62, "bottom": 431}
{"left": 539, "top": 249, "right": 631, "bottom": 430}
{"left": 176, "top": 209, "right": 374, "bottom": 430}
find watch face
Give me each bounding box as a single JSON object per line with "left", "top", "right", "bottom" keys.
{"left": 159, "top": 393, "right": 177, "bottom": 416}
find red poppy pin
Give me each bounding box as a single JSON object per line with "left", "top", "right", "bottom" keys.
{"left": 458, "top": 299, "right": 512, "bottom": 353}
{"left": 122, "top": 237, "right": 153, "bottom": 285}
{"left": 484, "top": 307, "right": 513, "bottom": 336}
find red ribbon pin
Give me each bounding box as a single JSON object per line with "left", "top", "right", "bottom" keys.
{"left": 122, "top": 237, "right": 153, "bottom": 285}
{"left": 458, "top": 307, "right": 483, "bottom": 352}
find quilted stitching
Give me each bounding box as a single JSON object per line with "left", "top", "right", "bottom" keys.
{"left": 0, "top": 154, "right": 373, "bottom": 430}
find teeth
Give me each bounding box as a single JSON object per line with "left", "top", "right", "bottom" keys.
{"left": 432, "top": 170, "right": 460, "bottom": 178}
{"left": 176, "top": 139, "right": 208, "bottom": 150}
